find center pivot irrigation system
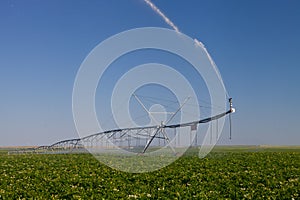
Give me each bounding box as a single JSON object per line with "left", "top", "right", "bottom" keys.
{"left": 11, "top": 98, "right": 235, "bottom": 154}
{"left": 10, "top": 1, "right": 236, "bottom": 155}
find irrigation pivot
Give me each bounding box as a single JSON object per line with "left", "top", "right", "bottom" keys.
{"left": 10, "top": 98, "right": 234, "bottom": 155}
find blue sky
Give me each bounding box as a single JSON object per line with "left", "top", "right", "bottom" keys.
{"left": 0, "top": 0, "right": 300, "bottom": 146}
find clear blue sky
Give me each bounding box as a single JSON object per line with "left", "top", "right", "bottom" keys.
{"left": 1, "top": 0, "right": 299, "bottom": 146}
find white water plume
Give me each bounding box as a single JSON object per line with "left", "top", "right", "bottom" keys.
{"left": 144, "top": 0, "right": 180, "bottom": 33}
{"left": 143, "top": 0, "right": 229, "bottom": 98}
{"left": 194, "top": 39, "right": 229, "bottom": 97}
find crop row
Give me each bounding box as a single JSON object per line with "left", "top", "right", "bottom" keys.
{"left": 0, "top": 150, "right": 299, "bottom": 199}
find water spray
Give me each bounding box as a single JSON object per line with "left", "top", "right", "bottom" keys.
{"left": 144, "top": 0, "right": 180, "bottom": 33}
{"left": 143, "top": 0, "right": 230, "bottom": 98}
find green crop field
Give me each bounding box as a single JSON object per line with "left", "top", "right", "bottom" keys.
{"left": 0, "top": 146, "right": 299, "bottom": 199}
